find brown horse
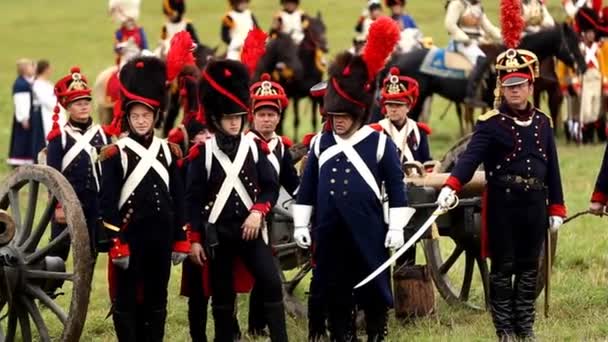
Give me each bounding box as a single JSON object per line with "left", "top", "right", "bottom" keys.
{"left": 255, "top": 13, "right": 327, "bottom": 141}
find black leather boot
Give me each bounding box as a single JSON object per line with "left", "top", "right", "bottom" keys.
{"left": 513, "top": 269, "right": 538, "bottom": 340}
{"left": 308, "top": 294, "right": 328, "bottom": 341}
{"left": 264, "top": 301, "right": 288, "bottom": 342}
{"left": 464, "top": 56, "right": 489, "bottom": 107}
{"left": 145, "top": 309, "right": 167, "bottom": 342}
{"left": 212, "top": 304, "right": 237, "bottom": 342}
{"left": 489, "top": 271, "right": 515, "bottom": 337}
{"left": 113, "top": 310, "right": 137, "bottom": 342}
{"left": 248, "top": 285, "right": 267, "bottom": 337}
{"left": 188, "top": 296, "right": 208, "bottom": 342}
{"left": 364, "top": 305, "right": 388, "bottom": 342}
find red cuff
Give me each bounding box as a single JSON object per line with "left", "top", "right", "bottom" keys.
{"left": 444, "top": 176, "right": 463, "bottom": 193}
{"left": 173, "top": 240, "right": 191, "bottom": 254}
{"left": 109, "top": 238, "right": 130, "bottom": 259}
{"left": 548, "top": 204, "right": 567, "bottom": 218}
{"left": 591, "top": 190, "right": 608, "bottom": 205}
{"left": 55, "top": 203, "right": 62, "bottom": 209}
{"left": 251, "top": 202, "right": 272, "bottom": 216}
{"left": 188, "top": 230, "right": 202, "bottom": 243}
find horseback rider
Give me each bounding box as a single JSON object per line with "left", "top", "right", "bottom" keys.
{"left": 47, "top": 67, "right": 109, "bottom": 260}
{"left": 221, "top": 0, "right": 259, "bottom": 60}
{"left": 574, "top": 7, "right": 608, "bottom": 143}
{"left": 244, "top": 73, "right": 300, "bottom": 338}
{"left": 444, "top": 0, "right": 501, "bottom": 106}
{"left": 110, "top": 0, "right": 148, "bottom": 66}
{"left": 563, "top": 0, "right": 602, "bottom": 19}
{"left": 385, "top": 0, "right": 417, "bottom": 30}
{"left": 161, "top": 0, "right": 200, "bottom": 54}
{"left": 293, "top": 17, "right": 414, "bottom": 341}
{"left": 437, "top": 40, "right": 566, "bottom": 342}
{"left": 522, "top": 0, "right": 555, "bottom": 34}
{"left": 99, "top": 56, "right": 189, "bottom": 341}
{"left": 272, "top": 0, "right": 309, "bottom": 45}
{"left": 356, "top": 0, "right": 384, "bottom": 38}
{"left": 186, "top": 59, "right": 288, "bottom": 341}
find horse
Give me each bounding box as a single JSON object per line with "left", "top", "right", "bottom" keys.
{"left": 533, "top": 57, "right": 564, "bottom": 134}
{"left": 373, "top": 23, "right": 586, "bottom": 136}
{"left": 255, "top": 13, "right": 327, "bottom": 141}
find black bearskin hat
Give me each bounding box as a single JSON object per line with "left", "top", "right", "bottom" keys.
{"left": 385, "top": 0, "right": 405, "bottom": 6}
{"left": 280, "top": 0, "right": 299, "bottom": 4}
{"left": 200, "top": 59, "right": 250, "bottom": 132}
{"left": 120, "top": 56, "right": 167, "bottom": 113}
{"left": 576, "top": 6, "right": 600, "bottom": 33}
{"left": 163, "top": 0, "right": 185, "bottom": 17}
{"left": 324, "top": 52, "right": 373, "bottom": 124}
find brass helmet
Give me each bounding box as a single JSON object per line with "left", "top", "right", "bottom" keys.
{"left": 493, "top": 48, "right": 539, "bottom": 108}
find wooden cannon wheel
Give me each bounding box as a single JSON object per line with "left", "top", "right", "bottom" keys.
{"left": 422, "top": 134, "right": 557, "bottom": 311}
{"left": 0, "top": 165, "right": 94, "bottom": 341}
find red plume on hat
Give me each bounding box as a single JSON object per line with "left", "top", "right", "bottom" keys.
{"left": 240, "top": 28, "right": 268, "bottom": 76}
{"left": 501, "top": 0, "right": 524, "bottom": 49}
{"left": 361, "top": 16, "right": 401, "bottom": 81}
{"left": 324, "top": 16, "right": 400, "bottom": 122}
{"left": 166, "top": 31, "right": 196, "bottom": 83}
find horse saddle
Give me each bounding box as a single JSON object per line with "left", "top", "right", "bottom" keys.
{"left": 420, "top": 47, "right": 472, "bottom": 79}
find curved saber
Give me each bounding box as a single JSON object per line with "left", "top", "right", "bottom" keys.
{"left": 354, "top": 206, "right": 447, "bottom": 290}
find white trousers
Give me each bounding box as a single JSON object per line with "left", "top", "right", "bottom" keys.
{"left": 454, "top": 41, "right": 486, "bottom": 65}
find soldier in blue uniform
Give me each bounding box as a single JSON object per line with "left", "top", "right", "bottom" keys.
{"left": 293, "top": 40, "right": 416, "bottom": 340}
{"left": 244, "top": 72, "right": 300, "bottom": 337}
{"left": 590, "top": 143, "right": 608, "bottom": 214}
{"left": 186, "top": 59, "right": 287, "bottom": 341}
{"left": 47, "top": 66, "right": 109, "bottom": 260}
{"left": 437, "top": 48, "right": 566, "bottom": 341}
{"left": 99, "top": 56, "right": 190, "bottom": 342}
{"left": 372, "top": 66, "right": 432, "bottom": 270}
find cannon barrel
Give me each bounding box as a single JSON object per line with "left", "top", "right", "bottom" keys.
{"left": 403, "top": 161, "right": 486, "bottom": 198}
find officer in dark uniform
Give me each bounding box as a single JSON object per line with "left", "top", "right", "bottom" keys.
{"left": 47, "top": 66, "right": 108, "bottom": 260}
{"left": 186, "top": 59, "right": 287, "bottom": 341}
{"left": 293, "top": 17, "right": 415, "bottom": 341}
{"left": 99, "top": 56, "right": 190, "bottom": 342}
{"left": 437, "top": 48, "right": 566, "bottom": 341}
{"left": 245, "top": 73, "right": 300, "bottom": 337}
{"left": 590, "top": 144, "right": 608, "bottom": 214}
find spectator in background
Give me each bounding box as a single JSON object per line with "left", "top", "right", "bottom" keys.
{"left": 8, "top": 58, "right": 35, "bottom": 167}
{"left": 33, "top": 60, "right": 63, "bottom": 146}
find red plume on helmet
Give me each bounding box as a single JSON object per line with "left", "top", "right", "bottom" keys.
{"left": 240, "top": 28, "right": 268, "bottom": 76}
{"left": 501, "top": 0, "right": 524, "bottom": 49}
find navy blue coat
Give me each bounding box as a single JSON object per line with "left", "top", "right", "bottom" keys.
{"left": 445, "top": 103, "right": 566, "bottom": 217}
{"left": 297, "top": 126, "right": 408, "bottom": 305}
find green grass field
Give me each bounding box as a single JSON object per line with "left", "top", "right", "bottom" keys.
{"left": 2, "top": 0, "right": 608, "bottom": 341}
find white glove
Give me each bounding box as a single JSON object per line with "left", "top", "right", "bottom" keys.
{"left": 385, "top": 207, "right": 416, "bottom": 249}
{"left": 437, "top": 186, "right": 457, "bottom": 209}
{"left": 112, "top": 256, "right": 130, "bottom": 270}
{"left": 549, "top": 216, "right": 563, "bottom": 233}
{"left": 172, "top": 252, "right": 188, "bottom": 265}
{"left": 294, "top": 227, "right": 311, "bottom": 249}
{"left": 385, "top": 229, "right": 404, "bottom": 249}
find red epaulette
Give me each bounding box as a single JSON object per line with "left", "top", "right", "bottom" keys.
{"left": 281, "top": 135, "right": 293, "bottom": 148}
{"left": 369, "top": 123, "right": 383, "bottom": 132}
{"left": 99, "top": 144, "right": 120, "bottom": 162}
{"left": 302, "top": 132, "right": 316, "bottom": 148}
{"left": 255, "top": 138, "right": 271, "bottom": 155}
{"left": 168, "top": 142, "right": 183, "bottom": 159}
{"left": 186, "top": 143, "right": 202, "bottom": 162}
{"left": 417, "top": 122, "right": 432, "bottom": 135}
{"left": 167, "top": 127, "right": 185, "bottom": 145}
